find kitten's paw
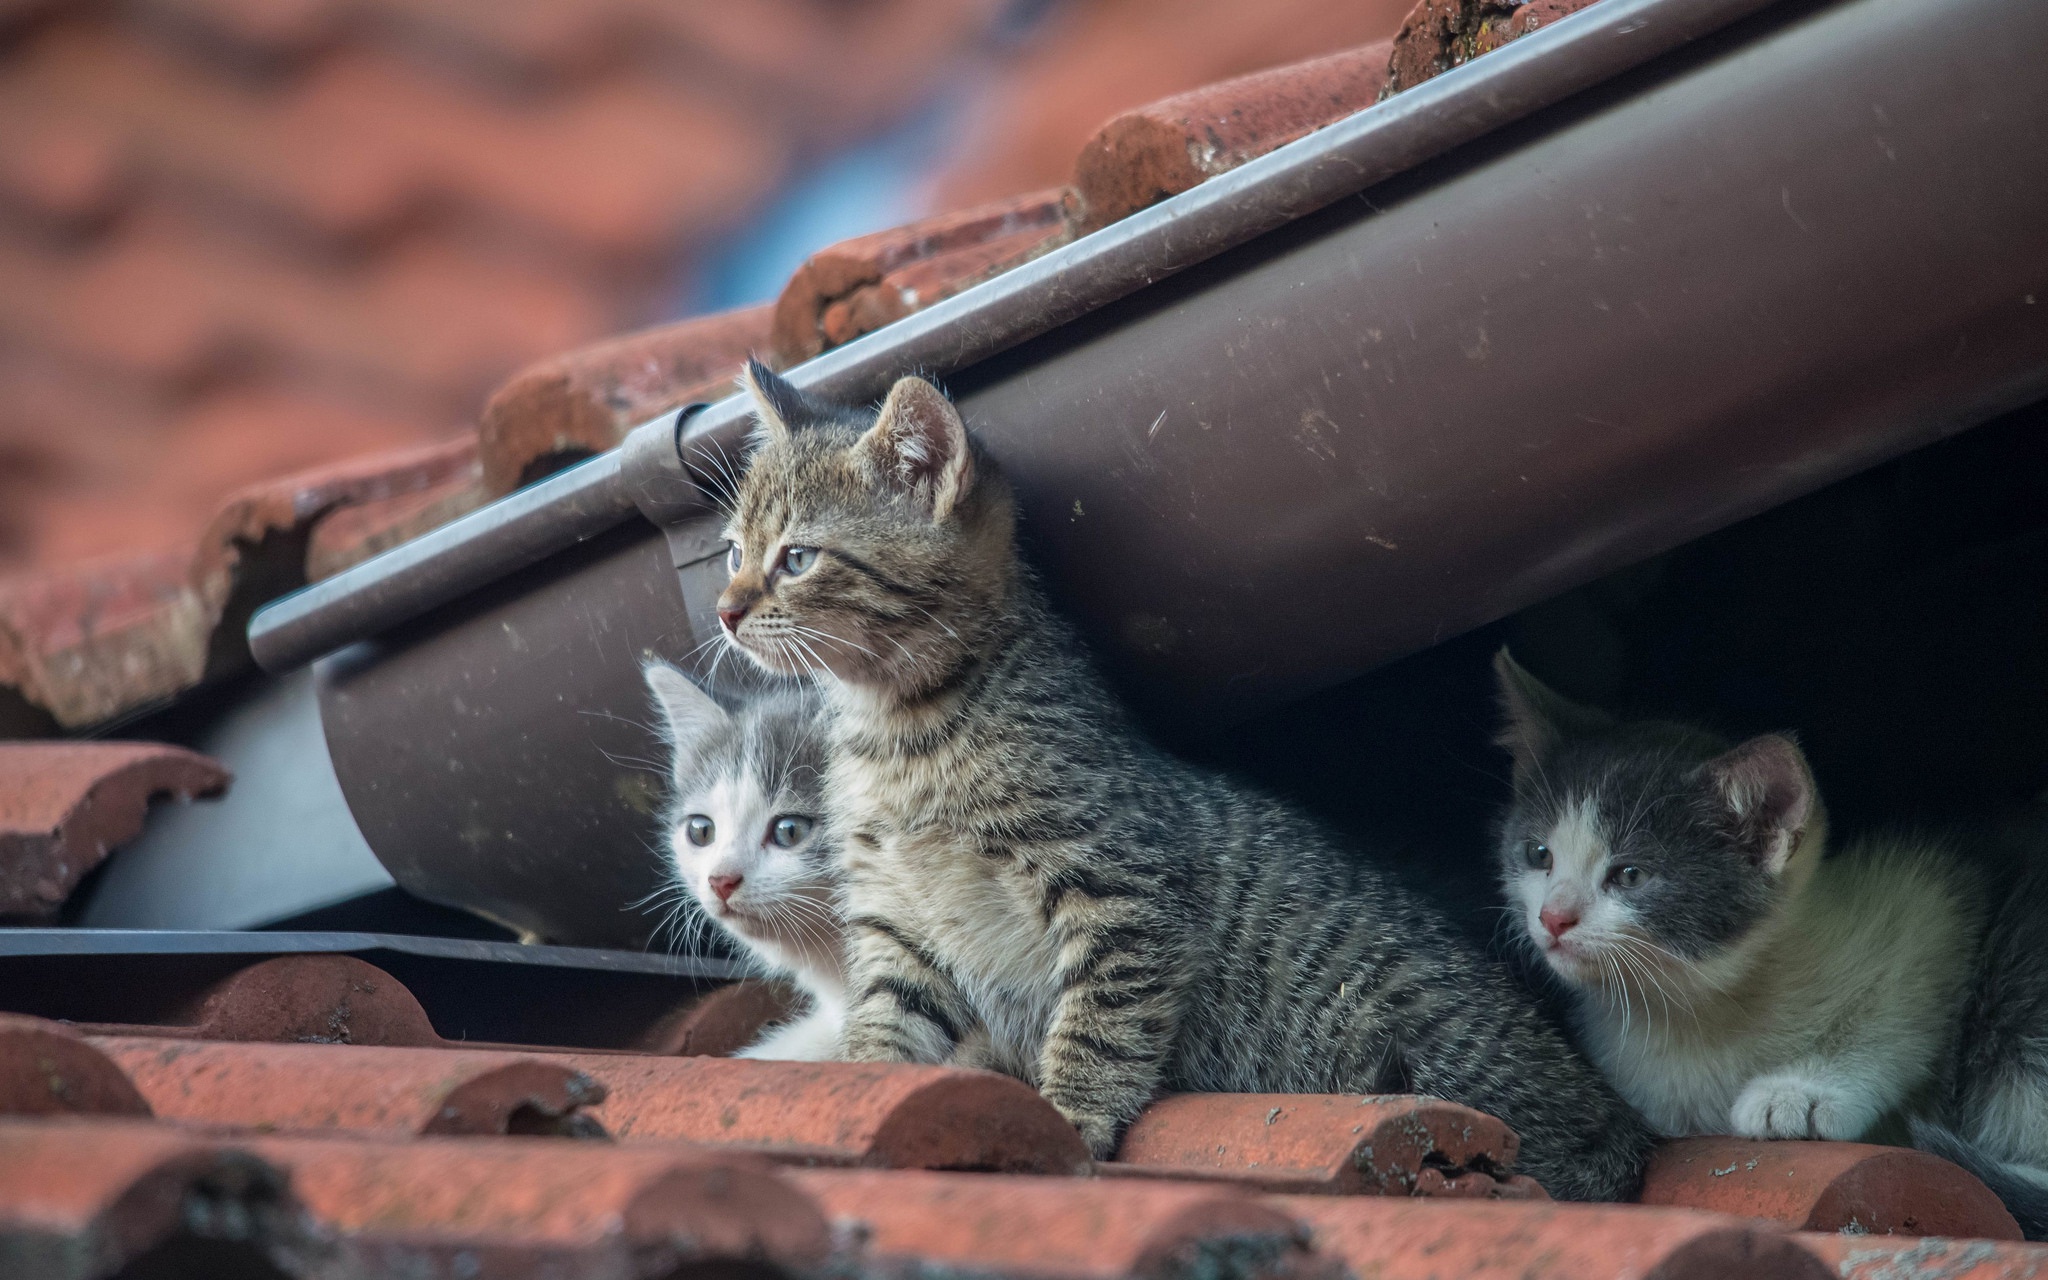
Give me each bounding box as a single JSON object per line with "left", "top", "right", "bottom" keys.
{"left": 1055, "top": 1104, "right": 1121, "bottom": 1160}
{"left": 1730, "top": 1073, "right": 1872, "bottom": 1140}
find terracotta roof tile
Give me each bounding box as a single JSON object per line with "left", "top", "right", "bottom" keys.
{"left": 1382, "top": 0, "right": 1603, "bottom": 97}
{"left": 934, "top": 0, "right": 1417, "bottom": 211}
{"left": 1112, "top": 1093, "right": 1538, "bottom": 1198}
{"left": 0, "top": 1015, "right": 152, "bottom": 1118}
{"left": 793, "top": 1167, "right": 1330, "bottom": 1280}
{"left": 0, "top": 1119, "right": 315, "bottom": 1280}
{"left": 1798, "top": 1232, "right": 2048, "bottom": 1280}
{"left": 479, "top": 302, "right": 774, "bottom": 497}
{"left": 769, "top": 189, "right": 1075, "bottom": 365}
{"left": 1071, "top": 41, "right": 1394, "bottom": 234}
{"left": 251, "top": 1129, "right": 834, "bottom": 1278}
{"left": 74, "top": 954, "right": 447, "bottom": 1049}
{"left": 1281, "top": 1195, "right": 1834, "bottom": 1280}
{"left": 1640, "top": 1136, "right": 2023, "bottom": 1240}
{"left": 303, "top": 463, "right": 487, "bottom": 579}
{"left": 0, "top": 741, "right": 228, "bottom": 917}
{"left": 1, "top": 437, "right": 474, "bottom": 730}
{"left": 635, "top": 977, "right": 801, "bottom": 1058}
{"left": 94, "top": 1036, "right": 611, "bottom": 1138}
{"left": 562, "top": 1055, "right": 1093, "bottom": 1173}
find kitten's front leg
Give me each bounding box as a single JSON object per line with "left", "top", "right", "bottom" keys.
{"left": 1038, "top": 894, "right": 1178, "bottom": 1158}
{"left": 1731, "top": 1064, "right": 1888, "bottom": 1140}
{"left": 840, "top": 914, "right": 974, "bottom": 1064}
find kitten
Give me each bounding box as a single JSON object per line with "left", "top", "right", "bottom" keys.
{"left": 644, "top": 662, "right": 846, "bottom": 1059}
{"left": 1491, "top": 650, "right": 2048, "bottom": 1235}
{"left": 706, "top": 361, "right": 1653, "bottom": 1200}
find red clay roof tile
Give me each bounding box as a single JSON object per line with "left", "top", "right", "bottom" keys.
{"left": 1640, "top": 1136, "right": 2022, "bottom": 1240}
{"left": 793, "top": 1167, "right": 1329, "bottom": 1280}
{"left": 933, "top": 0, "right": 1417, "bottom": 212}
{"left": 0, "top": 741, "right": 228, "bottom": 917}
{"left": 1798, "top": 1232, "right": 2048, "bottom": 1280}
{"left": 478, "top": 302, "right": 775, "bottom": 497}
{"left": 1280, "top": 1195, "right": 1835, "bottom": 1280}
{"left": 769, "top": 189, "right": 1074, "bottom": 366}
{"left": 93, "top": 1036, "right": 611, "bottom": 1138}
{"left": 1071, "top": 41, "right": 1394, "bottom": 234}
{"left": 1, "top": 436, "right": 474, "bottom": 731}
{"left": 81, "top": 954, "right": 448, "bottom": 1049}
{"left": 1112, "top": 1092, "right": 1532, "bottom": 1198}
{"left": 304, "top": 464, "right": 487, "bottom": 580}
{"left": 558, "top": 1055, "right": 1094, "bottom": 1174}
{"left": 0, "top": 1119, "right": 312, "bottom": 1280}
{"left": 252, "top": 1129, "right": 834, "bottom": 1279}
{"left": 635, "top": 977, "right": 802, "bottom": 1058}
{"left": 0, "top": 1015, "right": 151, "bottom": 1119}
{"left": 1382, "top": 0, "right": 1604, "bottom": 98}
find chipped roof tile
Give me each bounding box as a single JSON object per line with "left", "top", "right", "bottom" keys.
{"left": 0, "top": 741, "right": 228, "bottom": 917}
{"left": 1381, "top": 0, "right": 1603, "bottom": 98}
{"left": 769, "top": 189, "right": 1075, "bottom": 365}
{"left": 1071, "top": 40, "right": 1394, "bottom": 234}
{"left": 478, "top": 302, "right": 774, "bottom": 497}
{"left": 1112, "top": 1093, "right": 1531, "bottom": 1198}
{"left": 1, "top": 436, "right": 475, "bottom": 729}
{"left": 1640, "top": 1136, "right": 2024, "bottom": 1241}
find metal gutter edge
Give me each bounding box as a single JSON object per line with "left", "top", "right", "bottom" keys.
{"left": 247, "top": 0, "right": 1779, "bottom": 675}
{"left": 0, "top": 928, "right": 746, "bottom": 978}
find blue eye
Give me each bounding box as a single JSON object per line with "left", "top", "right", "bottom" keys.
{"left": 685, "top": 815, "right": 714, "bottom": 846}
{"left": 1609, "top": 865, "right": 1645, "bottom": 889}
{"left": 782, "top": 546, "right": 816, "bottom": 575}
{"left": 1523, "top": 841, "right": 1552, "bottom": 871}
{"left": 770, "top": 815, "right": 813, "bottom": 847}
{"left": 726, "top": 543, "right": 742, "bottom": 575}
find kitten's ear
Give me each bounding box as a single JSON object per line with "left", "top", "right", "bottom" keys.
{"left": 1492, "top": 648, "right": 1613, "bottom": 773}
{"left": 644, "top": 661, "right": 730, "bottom": 745}
{"left": 1704, "top": 734, "right": 1816, "bottom": 876}
{"left": 854, "top": 376, "right": 974, "bottom": 520}
{"left": 740, "top": 358, "right": 806, "bottom": 448}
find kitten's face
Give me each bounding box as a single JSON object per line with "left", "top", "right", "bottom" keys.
{"left": 1491, "top": 651, "right": 1819, "bottom": 998}
{"left": 645, "top": 665, "right": 838, "bottom": 960}
{"left": 714, "top": 364, "right": 1013, "bottom": 694}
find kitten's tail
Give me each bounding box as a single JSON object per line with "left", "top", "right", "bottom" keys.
{"left": 1909, "top": 1118, "right": 2048, "bottom": 1241}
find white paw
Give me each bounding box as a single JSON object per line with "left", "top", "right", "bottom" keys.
{"left": 1729, "top": 1073, "right": 1871, "bottom": 1140}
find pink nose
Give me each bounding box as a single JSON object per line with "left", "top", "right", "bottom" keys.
{"left": 718, "top": 606, "right": 747, "bottom": 634}
{"left": 709, "top": 873, "right": 743, "bottom": 904}
{"left": 1540, "top": 906, "right": 1580, "bottom": 941}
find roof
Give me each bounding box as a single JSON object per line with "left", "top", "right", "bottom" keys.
{"left": 0, "top": 950, "right": 2037, "bottom": 1276}
{"left": 5, "top": 0, "right": 2047, "bottom": 1273}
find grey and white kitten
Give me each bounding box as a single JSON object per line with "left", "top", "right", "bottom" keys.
{"left": 707, "top": 362, "right": 1652, "bottom": 1200}
{"left": 644, "top": 662, "right": 846, "bottom": 1060}
{"left": 1491, "top": 649, "right": 2048, "bottom": 1235}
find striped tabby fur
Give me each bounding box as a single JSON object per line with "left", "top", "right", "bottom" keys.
{"left": 710, "top": 362, "right": 1653, "bottom": 1199}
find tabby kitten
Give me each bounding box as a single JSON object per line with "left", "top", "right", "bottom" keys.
{"left": 1491, "top": 651, "right": 2048, "bottom": 1235}
{"left": 645, "top": 662, "right": 845, "bottom": 1059}
{"left": 709, "top": 362, "right": 1652, "bottom": 1200}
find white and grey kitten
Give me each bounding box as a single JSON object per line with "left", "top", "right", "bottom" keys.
{"left": 1490, "top": 649, "right": 2048, "bottom": 1237}
{"left": 645, "top": 662, "right": 846, "bottom": 1060}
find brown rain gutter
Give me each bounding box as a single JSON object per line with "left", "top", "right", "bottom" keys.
{"left": 298, "top": 0, "right": 2047, "bottom": 945}
{"left": 247, "top": 0, "right": 1790, "bottom": 677}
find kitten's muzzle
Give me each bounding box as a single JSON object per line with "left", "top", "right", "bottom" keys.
{"left": 718, "top": 605, "right": 748, "bottom": 634}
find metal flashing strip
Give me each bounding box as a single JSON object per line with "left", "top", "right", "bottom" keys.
{"left": 0, "top": 928, "right": 746, "bottom": 978}
{"left": 247, "top": 0, "right": 1780, "bottom": 675}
